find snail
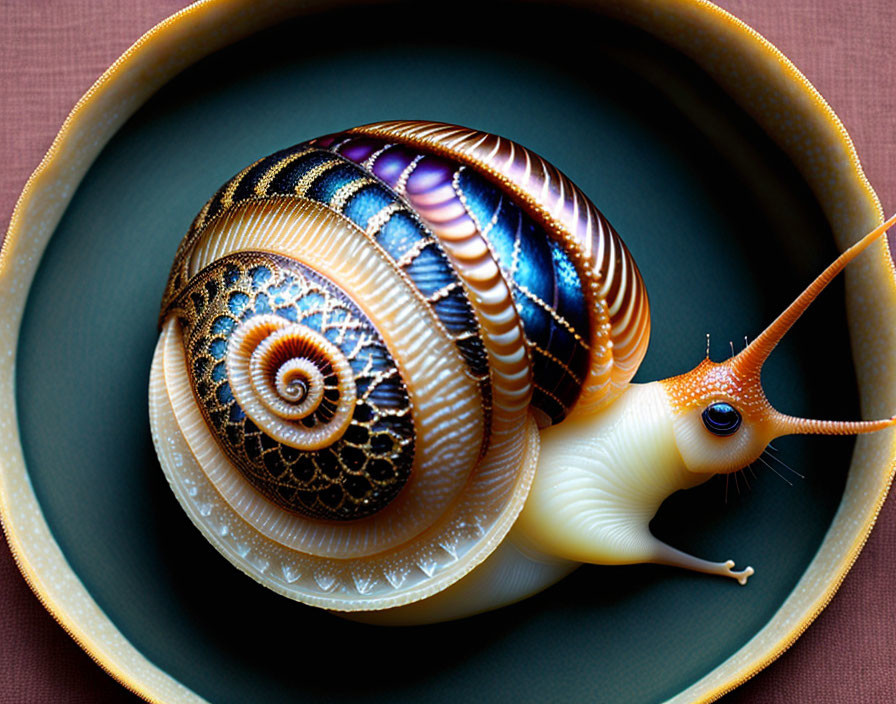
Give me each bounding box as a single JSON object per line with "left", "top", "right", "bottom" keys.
{"left": 149, "top": 120, "right": 896, "bottom": 625}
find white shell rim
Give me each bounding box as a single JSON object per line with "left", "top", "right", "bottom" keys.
{"left": 150, "top": 327, "right": 541, "bottom": 609}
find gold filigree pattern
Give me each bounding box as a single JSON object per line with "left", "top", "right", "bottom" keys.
{"left": 169, "top": 250, "right": 415, "bottom": 521}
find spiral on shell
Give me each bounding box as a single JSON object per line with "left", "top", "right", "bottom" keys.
{"left": 230, "top": 315, "right": 356, "bottom": 436}
{"left": 149, "top": 120, "right": 651, "bottom": 609}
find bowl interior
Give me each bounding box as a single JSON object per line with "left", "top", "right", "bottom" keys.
{"left": 15, "top": 4, "right": 857, "bottom": 702}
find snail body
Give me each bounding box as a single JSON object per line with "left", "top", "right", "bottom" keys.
{"left": 149, "top": 121, "right": 895, "bottom": 623}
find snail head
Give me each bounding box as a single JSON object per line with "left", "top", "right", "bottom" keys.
{"left": 660, "top": 215, "right": 896, "bottom": 475}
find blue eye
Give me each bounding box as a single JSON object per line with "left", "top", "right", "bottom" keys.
{"left": 701, "top": 402, "right": 742, "bottom": 436}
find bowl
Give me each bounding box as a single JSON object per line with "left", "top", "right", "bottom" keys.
{"left": 1, "top": 1, "right": 893, "bottom": 702}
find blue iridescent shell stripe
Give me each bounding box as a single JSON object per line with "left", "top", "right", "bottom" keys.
{"left": 325, "top": 132, "right": 592, "bottom": 423}
{"left": 455, "top": 167, "right": 590, "bottom": 423}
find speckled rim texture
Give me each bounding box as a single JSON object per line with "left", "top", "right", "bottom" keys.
{"left": 0, "top": 1, "right": 892, "bottom": 702}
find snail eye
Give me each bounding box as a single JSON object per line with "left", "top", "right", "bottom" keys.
{"left": 701, "top": 402, "right": 742, "bottom": 437}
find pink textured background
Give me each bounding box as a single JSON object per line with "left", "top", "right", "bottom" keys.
{"left": 1, "top": 1, "right": 893, "bottom": 702}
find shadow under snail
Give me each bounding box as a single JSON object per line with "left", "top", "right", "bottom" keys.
{"left": 148, "top": 120, "right": 896, "bottom": 625}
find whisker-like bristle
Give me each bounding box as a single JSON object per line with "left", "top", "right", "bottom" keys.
{"left": 757, "top": 454, "right": 794, "bottom": 486}
{"left": 762, "top": 448, "right": 805, "bottom": 479}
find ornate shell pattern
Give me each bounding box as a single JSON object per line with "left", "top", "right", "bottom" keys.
{"left": 149, "top": 121, "right": 650, "bottom": 610}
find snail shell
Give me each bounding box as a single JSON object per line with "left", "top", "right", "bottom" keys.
{"left": 149, "top": 120, "right": 650, "bottom": 609}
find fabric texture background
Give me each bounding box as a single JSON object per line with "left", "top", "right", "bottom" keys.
{"left": 0, "top": 1, "right": 893, "bottom": 701}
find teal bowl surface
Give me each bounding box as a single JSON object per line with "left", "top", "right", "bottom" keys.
{"left": 16, "top": 4, "right": 857, "bottom": 702}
